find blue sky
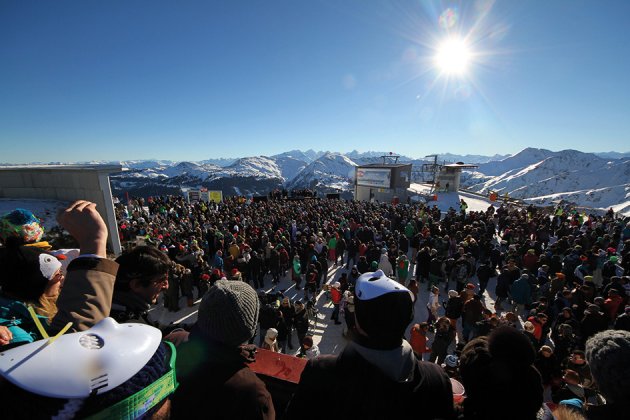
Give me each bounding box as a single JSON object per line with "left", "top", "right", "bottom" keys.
{"left": 1, "top": 0, "right": 629, "bottom": 163}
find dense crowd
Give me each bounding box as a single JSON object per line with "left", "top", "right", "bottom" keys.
{"left": 116, "top": 195, "right": 629, "bottom": 417}
{"left": 0, "top": 193, "right": 629, "bottom": 419}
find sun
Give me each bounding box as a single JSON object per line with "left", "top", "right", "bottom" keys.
{"left": 434, "top": 37, "right": 472, "bottom": 76}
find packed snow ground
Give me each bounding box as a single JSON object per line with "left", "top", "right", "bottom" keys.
{"left": 409, "top": 183, "right": 497, "bottom": 214}
{"left": 150, "top": 250, "right": 503, "bottom": 356}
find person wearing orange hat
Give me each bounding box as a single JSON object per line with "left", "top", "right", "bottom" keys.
{"left": 549, "top": 272, "right": 567, "bottom": 297}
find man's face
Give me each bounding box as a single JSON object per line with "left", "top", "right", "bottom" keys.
{"left": 571, "top": 353, "right": 585, "bottom": 365}
{"left": 132, "top": 274, "right": 169, "bottom": 304}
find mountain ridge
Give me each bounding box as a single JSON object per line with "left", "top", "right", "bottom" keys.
{"left": 3, "top": 148, "right": 628, "bottom": 215}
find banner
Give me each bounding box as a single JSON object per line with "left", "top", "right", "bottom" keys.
{"left": 208, "top": 190, "right": 223, "bottom": 203}
{"left": 356, "top": 168, "right": 391, "bottom": 188}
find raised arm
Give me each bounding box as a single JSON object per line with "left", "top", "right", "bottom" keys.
{"left": 50, "top": 200, "right": 117, "bottom": 333}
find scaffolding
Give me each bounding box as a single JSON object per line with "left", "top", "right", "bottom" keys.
{"left": 410, "top": 155, "right": 443, "bottom": 192}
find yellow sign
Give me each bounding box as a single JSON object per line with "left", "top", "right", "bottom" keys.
{"left": 208, "top": 191, "right": 223, "bottom": 203}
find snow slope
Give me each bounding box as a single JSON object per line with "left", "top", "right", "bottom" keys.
{"left": 11, "top": 148, "right": 629, "bottom": 214}
{"left": 216, "top": 156, "right": 283, "bottom": 180}
{"left": 287, "top": 153, "right": 357, "bottom": 192}
{"left": 464, "top": 148, "right": 630, "bottom": 216}
{"left": 409, "top": 184, "right": 496, "bottom": 214}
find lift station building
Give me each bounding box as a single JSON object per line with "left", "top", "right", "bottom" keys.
{"left": 354, "top": 161, "right": 412, "bottom": 203}
{"left": 435, "top": 163, "right": 479, "bottom": 192}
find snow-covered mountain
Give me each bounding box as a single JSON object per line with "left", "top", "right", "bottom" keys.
{"left": 437, "top": 153, "right": 510, "bottom": 164}
{"left": 216, "top": 156, "right": 282, "bottom": 179}
{"left": 16, "top": 147, "right": 627, "bottom": 214}
{"left": 198, "top": 158, "right": 237, "bottom": 167}
{"left": 272, "top": 155, "right": 308, "bottom": 181}
{"left": 594, "top": 151, "right": 630, "bottom": 160}
{"left": 462, "top": 148, "right": 630, "bottom": 215}
{"left": 475, "top": 147, "right": 557, "bottom": 177}
{"left": 161, "top": 161, "right": 220, "bottom": 180}
{"left": 286, "top": 153, "right": 357, "bottom": 196}
{"left": 272, "top": 149, "right": 322, "bottom": 165}
{"left": 111, "top": 157, "right": 285, "bottom": 198}
{"left": 345, "top": 150, "right": 414, "bottom": 164}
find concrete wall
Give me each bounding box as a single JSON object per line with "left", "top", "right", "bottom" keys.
{"left": 0, "top": 165, "right": 123, "bottom": 255}
{"left": 355, "top": 185, "right": 409, "bottom": 203}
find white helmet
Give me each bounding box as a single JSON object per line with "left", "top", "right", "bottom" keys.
{"left": 0, "top": 317, "right": 162, "bottom": 398}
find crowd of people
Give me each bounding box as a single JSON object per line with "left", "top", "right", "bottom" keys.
{"left": 1, "top": 192, "right": 629, "bottom": 419}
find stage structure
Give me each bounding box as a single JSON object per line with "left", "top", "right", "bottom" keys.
{"left": 354, "top": 154, "right": 412, "bottom": 203}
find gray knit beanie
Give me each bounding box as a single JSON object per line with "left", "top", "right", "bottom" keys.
{"left": 585, "top": 329, "right": 630, "bottom": 403}
{"left": 197, "top": 279, "right": 260, "bottom": 347}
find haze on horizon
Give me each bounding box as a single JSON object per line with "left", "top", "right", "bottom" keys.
{"left": 1, "top": 1, "right": 629, "bottom": 164}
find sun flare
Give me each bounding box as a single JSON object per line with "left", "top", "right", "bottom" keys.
{"left": 434, "top": 37, "right": 472, "bottom": 76}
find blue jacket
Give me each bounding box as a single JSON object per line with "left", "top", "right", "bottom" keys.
{"left": 510, "top": 276, "right": 532, "bottom": 305}
{"left": 0, "top": 295, "right": 47, "bottom": 348}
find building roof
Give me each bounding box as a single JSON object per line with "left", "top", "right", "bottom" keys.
{"left": 0, "top": 164, "right": 123, "bottom": 173}
{"left": 357, "top": 163, "right": 412, "bottom": 169}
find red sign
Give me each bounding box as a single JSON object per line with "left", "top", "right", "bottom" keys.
{"left": 249, "top": 348, "right": 307, "bottom": 384}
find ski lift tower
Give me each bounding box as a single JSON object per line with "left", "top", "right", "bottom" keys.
{"left": 423, "top": 154, "right": 440, "bottom": 192}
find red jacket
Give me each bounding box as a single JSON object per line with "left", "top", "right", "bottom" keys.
{"left": 410, "top": 326, "right": 431, "bottom": 354}
{"left": 331, "top": 287, "right": 342, "bottom": 304}
{"left": 522, "top": 253, "right": 539, "bottom": 272}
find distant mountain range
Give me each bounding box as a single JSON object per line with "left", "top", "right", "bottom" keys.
{"left": 2, "top": 149, "right": 629, "bottom": 215}
{"left": 461, "top": 148, "right": 630, "bottom": 215}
